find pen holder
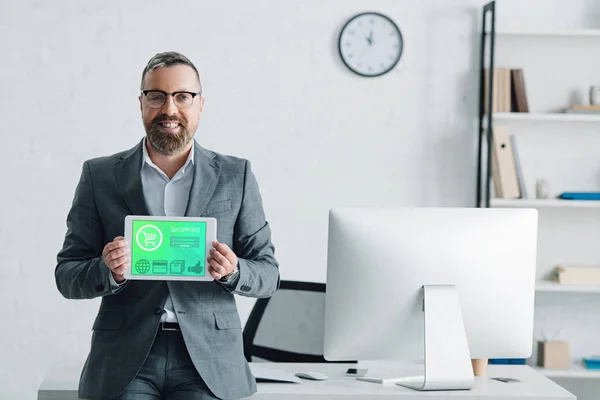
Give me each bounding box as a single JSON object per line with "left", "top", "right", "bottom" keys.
{"left": 537, "top": 341, "right": 569, "bottom": 369}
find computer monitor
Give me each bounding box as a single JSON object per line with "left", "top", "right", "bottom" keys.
{"left": 323, "top": 207, "right": 537, "bottom": 391}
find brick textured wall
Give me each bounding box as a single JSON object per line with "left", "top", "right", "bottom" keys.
{"left": 1, "top": 0, "right": 598, "bottom": 398}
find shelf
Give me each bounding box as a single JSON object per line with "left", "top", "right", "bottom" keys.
{"left": 487, "top": 30, "right": 600, "bottom": 37}
{"left": 533, "top": 363, "right": 600, "bottom": 379}
{"left": 536, "top": 281, "right": 600, "bottom": 294}
{"left": 488, "top": 113, "right": 600, "bottom": 123}
{"left": 490, "top": 198, "right": 600, "bottom": 209}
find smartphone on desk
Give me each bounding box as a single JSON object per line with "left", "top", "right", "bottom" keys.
{"left": 345, "top": 368, "right": 368, "bottom": 377}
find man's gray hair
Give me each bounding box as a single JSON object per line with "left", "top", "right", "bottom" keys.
{"left": 140, "top": 51, "right": 202, "bottom": 92}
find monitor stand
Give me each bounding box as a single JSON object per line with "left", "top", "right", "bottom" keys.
{"left": 357, "top": 285, "right": 474, "bottom": 391}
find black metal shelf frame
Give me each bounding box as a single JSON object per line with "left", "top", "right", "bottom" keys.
{"left": 477, "top": 1, "right": 496, "bottom": 208}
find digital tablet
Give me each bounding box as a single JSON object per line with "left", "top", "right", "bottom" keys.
{"left": 124, "top": 215, "right": 217, "bottom": 281}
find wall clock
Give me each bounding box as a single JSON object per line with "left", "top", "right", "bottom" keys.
{"left": 338, "top": 12, "right": 403, "bottom": 77}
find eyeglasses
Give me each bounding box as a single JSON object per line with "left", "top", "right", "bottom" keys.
{"left": 141, "top": 90, "right": 201, "bottom": 109}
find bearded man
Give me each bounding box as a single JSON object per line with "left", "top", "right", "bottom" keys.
{"left": 55, "top": 51, "right": 280, "bottom": 400}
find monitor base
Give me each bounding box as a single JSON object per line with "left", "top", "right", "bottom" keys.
{"left": 357, "top": 374, "right": 425, "bottom": 385}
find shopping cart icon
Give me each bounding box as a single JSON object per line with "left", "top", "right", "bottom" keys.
{"left": 142, "top": 231, "right": 157, "bottom": 247}
{"left": 135, "top": 224, "right": 163, "bottom": 252}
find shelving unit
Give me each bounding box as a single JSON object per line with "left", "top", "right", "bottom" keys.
{"left": 477, "top": 5, "right": 600, "bottom": 208}
{"left": 478, "top": 2, "right": 600, "bottom": 398}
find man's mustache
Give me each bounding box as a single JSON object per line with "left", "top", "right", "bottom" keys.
{"left": 151, "top": 115, "right": 188, "bottom": 128}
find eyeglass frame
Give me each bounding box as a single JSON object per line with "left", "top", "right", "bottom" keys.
{"left": 141, "top": 89, "right": 202, "bottom": 109}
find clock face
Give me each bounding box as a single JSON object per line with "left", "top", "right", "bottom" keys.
{"left": 338, "top": 12, "right": 403, "bottom": 77}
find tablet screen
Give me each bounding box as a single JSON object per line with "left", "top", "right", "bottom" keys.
{"left": 130, "top": 219, "right": 207, "bottom": 277}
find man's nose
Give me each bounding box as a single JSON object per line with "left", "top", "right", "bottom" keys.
{"left": 162, "top": 95, "right": 178, "bottom": 116}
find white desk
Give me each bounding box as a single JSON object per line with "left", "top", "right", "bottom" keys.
{"left": 38, "top": 362, "right": 575, "bottom": 400}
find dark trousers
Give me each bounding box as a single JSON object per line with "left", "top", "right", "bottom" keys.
{"left": 115, "top": 327, "right": 218, "bottom": 400}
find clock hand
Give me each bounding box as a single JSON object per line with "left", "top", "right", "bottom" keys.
{"left": 365, "top": 30, "right": 374, "bottom": 45}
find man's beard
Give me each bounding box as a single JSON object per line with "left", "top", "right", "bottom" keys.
{"left": 144, "top": 115, "right": 194, "bottom": 156}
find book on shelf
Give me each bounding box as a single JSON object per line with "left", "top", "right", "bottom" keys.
{"left": 490, "top": 126, "right": 521, "bottom": 199}
{"left": 553, "top": 265, "right": 600, "bottom": 285}
{"left": 484, "top": 67, "right": 529, "bottom": 113}
{"left": 557, "top": 192, "right": 600, "bottom": 200}
{"left": 510, "top": 69, "right": 529, "bottom": 112}
{"left": 510, "top": 134, "right": 527, "bottom": 198}
{"left": 565, "top": 104, "right": 600, "bottom": 114}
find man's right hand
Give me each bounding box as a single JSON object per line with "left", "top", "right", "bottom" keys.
{"left": 103, "top": 236, "right": 130, "bottom": 283}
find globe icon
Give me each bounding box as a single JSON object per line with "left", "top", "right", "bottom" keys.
{"left": 135, "top": 259, "right": 151, "bottom": 274}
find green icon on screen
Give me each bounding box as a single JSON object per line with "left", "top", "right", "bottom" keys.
{"left": 170, "top": 260, "right": 185, "bottom": 274}
{"left": 189, "top": 261, "right": 204, "bottom": 275}
{"left": 152, "top": 260, "right": 168, "bottom": 274}
{"left": 135, "top": 259, "right": 151, "bottom": 274}
{"left": 136, "top": 224, "right": 163, "bottom": 252}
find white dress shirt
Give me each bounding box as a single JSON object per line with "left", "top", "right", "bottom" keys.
{"left": 141, "top": 138, "right": 194, "bottom": 323}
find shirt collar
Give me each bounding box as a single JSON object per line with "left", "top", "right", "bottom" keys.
{"left": 142, "top": 137, "right": 195, "bottom": 174}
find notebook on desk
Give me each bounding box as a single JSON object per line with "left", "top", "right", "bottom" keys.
{"left": 250, "top": 365, "right": 302, "bottom": 383}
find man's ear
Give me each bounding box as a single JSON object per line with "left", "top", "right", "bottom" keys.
{"left": 198, "top": 96, "right": 205, "bottom": 120}
{"left": 139, "top": 95, "right": 143, "bottom": 113}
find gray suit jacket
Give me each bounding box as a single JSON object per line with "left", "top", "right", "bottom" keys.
{"left": 55, "top": 139, "right": 280, "bottom": 400}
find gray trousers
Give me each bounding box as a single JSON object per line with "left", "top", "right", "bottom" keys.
{"left": 115, "top": 327, "right": 219, "bottom": 400}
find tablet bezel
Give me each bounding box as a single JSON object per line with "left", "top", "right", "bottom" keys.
{"left": 123, "top": 215, "right": 217, "bottom": 281}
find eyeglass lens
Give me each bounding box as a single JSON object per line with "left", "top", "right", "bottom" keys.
{"left": 145, "top": 91, "right": 194, "bottom": 109}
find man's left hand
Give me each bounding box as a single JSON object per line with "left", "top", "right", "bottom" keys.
{"left": 208, "top": 240, "right": 238, "bottom": 280}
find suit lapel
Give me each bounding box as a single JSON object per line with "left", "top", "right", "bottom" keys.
{"left": 115, "top": 139, "right": 151, "bottom": 216}
{"left": 185, "top": 141, "right": 220, "bottom": 217}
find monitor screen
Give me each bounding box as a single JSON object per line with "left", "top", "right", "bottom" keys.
{"left": 324, "top": 207, "right": 537, "bottom": 362}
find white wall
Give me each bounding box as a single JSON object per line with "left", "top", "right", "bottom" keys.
{"left": 0, "top": 0, "right": 597, "bottom": 398}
